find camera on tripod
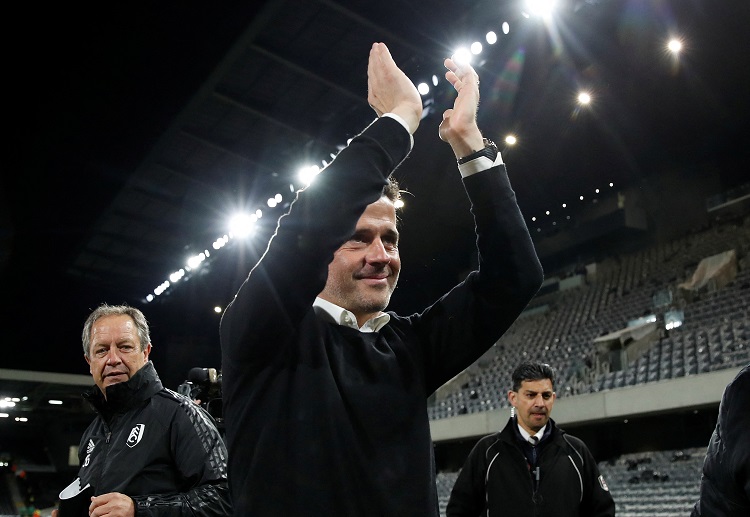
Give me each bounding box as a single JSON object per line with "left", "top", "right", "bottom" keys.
{"left": 178, "top": 367, "right": 223, "bottom": 428}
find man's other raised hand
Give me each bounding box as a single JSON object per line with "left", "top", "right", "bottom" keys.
{"left": 367, "top": 42, "right": 422, "bottom": 135}
{"left": 439, "top": 58, "right": 484, "bottom": 159}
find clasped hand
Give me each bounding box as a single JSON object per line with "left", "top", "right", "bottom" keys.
{"left": 367, "top": 43, "right": 484, "bottom": 157}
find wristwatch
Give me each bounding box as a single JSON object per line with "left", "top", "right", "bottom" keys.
{"left": 457, "top": 138, "right": 499, "bottom": 165}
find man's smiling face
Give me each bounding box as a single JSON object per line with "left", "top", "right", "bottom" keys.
{"left": 318, "top": 196, "right": 401, "bottom": 327}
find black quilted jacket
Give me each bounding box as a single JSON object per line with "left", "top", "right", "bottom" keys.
{"left": 77, "top": 361, "right": 231, "bottom": 516}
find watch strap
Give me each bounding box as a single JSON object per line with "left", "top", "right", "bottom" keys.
{"left": 457, "top": 138, "right": 499, "bottom": 165}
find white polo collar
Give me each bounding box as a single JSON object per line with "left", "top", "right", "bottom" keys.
{"left": 313, "top": 297, "right": 391, "bottom": 333}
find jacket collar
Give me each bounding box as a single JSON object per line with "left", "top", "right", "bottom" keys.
{"left": 500, "top": 416, "right": 562, "bottom": 445}
{"left": 83, "top": 361, "right": 163, "bottom": 415}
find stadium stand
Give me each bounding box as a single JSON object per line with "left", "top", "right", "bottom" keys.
{"left": 598, "top": 447, "right": 704, "bottom": 517}
{"left": 430, "top": 209, "right": 750, "bottom": 516}
{"left": 428, "top": 214, "right": 750, "bottom": 420}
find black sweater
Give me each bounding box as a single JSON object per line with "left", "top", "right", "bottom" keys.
{"left": 220, "top": 116, "right": 543, "bottom": 516}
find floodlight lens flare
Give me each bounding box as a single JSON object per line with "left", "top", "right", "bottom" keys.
{"left": 452, "top": 48, "right": 472, "bottom": 66}
{"left": 525, "top": 0, "right": 557, "bottom": 18}
{"left": 229, "top": 214, "right": 256, "bottom": 238}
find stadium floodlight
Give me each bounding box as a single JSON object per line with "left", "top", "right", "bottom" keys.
{"left": 298, "top": 165, "right": 321, "bottom": 186}
{"left": 229, "top": 213, "right": 256, "bottom": 239}
{"left": 524, "top": 0, "right": 558, "bottom": 19}
{"left": 451, "top": 47, "right": 472, "bottom": 66}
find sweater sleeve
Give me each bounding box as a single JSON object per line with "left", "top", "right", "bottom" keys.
{"left": 219, "top": 116, "right": 411, "bottom": 366}
{"left": 410, "top": 164, "right": 544, "bottom": 393}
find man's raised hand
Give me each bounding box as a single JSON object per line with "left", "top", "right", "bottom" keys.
{"left": 439, "top": 58, "right": 484, "bottom": 159}
{"left": 367, "top": 42, "right": 422, "bottom": 134}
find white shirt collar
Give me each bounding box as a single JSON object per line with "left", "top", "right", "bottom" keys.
{"left": 517, "top": 422, "right": 546, "bottom": 445}
{"left": 313, "top": 297, "right": 391, "bottom": 333}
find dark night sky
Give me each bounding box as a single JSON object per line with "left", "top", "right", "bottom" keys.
{"left": 3, "top": 0, "right": 749, "bottom": 389}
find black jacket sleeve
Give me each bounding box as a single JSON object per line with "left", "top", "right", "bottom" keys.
{"left": 131, "top": 400, "right": 231, "bottom": 516}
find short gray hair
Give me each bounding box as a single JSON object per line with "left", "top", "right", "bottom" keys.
{"left": 82, "top": 303, "right": 151, "bottom": 358}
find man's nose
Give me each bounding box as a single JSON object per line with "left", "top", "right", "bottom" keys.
{"left": 105, "top": 347, "right": 121, "bottom": 365}
{"left": 366, "top": 239, "right": 390, "bottom": 264}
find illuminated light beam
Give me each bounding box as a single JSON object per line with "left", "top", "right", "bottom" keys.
{"left": 485, "top": 48, "right": 526, "bottom": 120}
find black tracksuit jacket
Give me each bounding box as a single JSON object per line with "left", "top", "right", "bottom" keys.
{"left": 75, "top": 361, "right": 231, "bottom": 516}
{"left": 447, "top": 417, "right": 615, "bottom": 517}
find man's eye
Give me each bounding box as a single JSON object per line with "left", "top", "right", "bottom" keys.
{"left": 348, "top": 237, "right": 367, "bottom": 246}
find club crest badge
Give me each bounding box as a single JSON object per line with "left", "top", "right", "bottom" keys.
{"left": 126, "top": 424, "right": 146, "bottom": 448}
{"left": 82, "top": 439, "right": 96, "bottom": 468}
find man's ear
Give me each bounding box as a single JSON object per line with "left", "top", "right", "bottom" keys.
{"left": 507, "top": 390, "right": 516, "bottom": 407}
{"left": 143, "top": 343, "right": 152, "bottom": 360}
